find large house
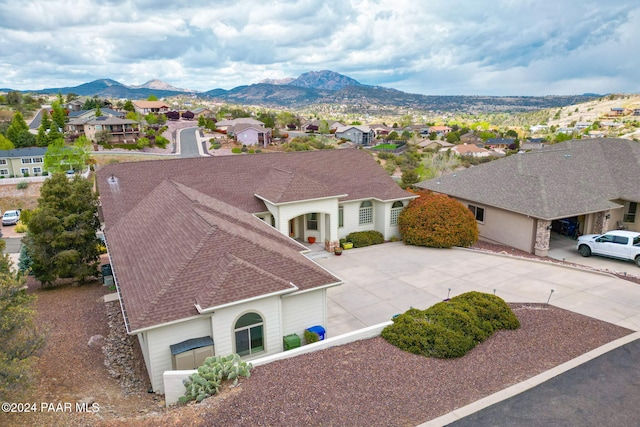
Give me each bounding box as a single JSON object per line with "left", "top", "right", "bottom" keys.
{"left": 97, "top": 149, "right": 414, "bottom": 393}
{"left": 132, "top": 100, "right": 170, "bottom": 115}
{"left": 334, "top": 125, "right": 375, "bottom": 145}
{"left": 417, "top": 138, "right": 640, "bottom": 256}
{"left": 0, "top": 147, "right": 47, "bottom": 177}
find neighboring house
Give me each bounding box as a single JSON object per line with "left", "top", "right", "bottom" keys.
{"left": 484, "top": 138, "right": 515, "bottom": 149}
{"left": 521, "top": 138, "right": 546, "bottom": 150}
{"left": 418, "top": 139, "right": 454, "bottom": 150}
{"left": 334, "top": 125, "right": 375, "bottom": 145}
{"left": 231, "top": 123, "right": 272, "bottom": 147}
{"left": 67, "top": 108, "right": 125, "bottom": 120}
{"left": 460, "top": 133, "right": 482, "bottom": 145}
{"left": 0, "top": 147, "right": 47, "bottom": 177}
{"left": 575, "top": 122, "right": 592, "bottom": 130}
{"left": 132, "top": 100, "right": 170, "bottom": 115}
{"left": 97, "top": 149, "right": 415, "bottom": 394}
{"left": 192, "top": 107, "right": 214, "bottom": 119}
{"left": 369, "top": 124, "right": 393, "bottom": 137}
{"left": 633, "top": 108, "right": 640, "bottom": 116}
{"left": 428, "top": 125, "right": 452, "bottom": 136}
{"left": 607, "top": 107, "right": 629, "bottom": 117}
{"left": 82, "top": 116, "right": 141, "bottom": 143}
{"left": 557, "top": 127, "right": 576, "bottom": 134}
{"left": 587, "top": 130, "right": 606, "bottom": 138}
{"left": 417, "top": 138, "right": 640, "bottom": 257}
{"left": 215, "top": 118, "right": 265, "bottom": 132}
{"left": 449, "top": 143, "right": 491, "bottom": 157}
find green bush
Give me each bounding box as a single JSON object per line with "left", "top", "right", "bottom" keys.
{"left": 179, "top": 354, "right": 252, "bottom": 404}
{"left": 399, "top": 190, "right": 478, "bottom": 248}
{"left": 381, "top": 292, "right": 519, "bottom": 358}
{"left": 304, "top": 329, "right": 320, "bottom": 344}
{"left": 16, "top": 181, "right": 29, "bottom": 190}
{"left": 231, "top": 147, "right": 242, "bottom": 154}
{"left": 345, "top": 230, "right": 384, "bottom": 248}
{"left": 211, "top": 142, "right": 222, "bottom": 150}
{"left": 155, "top": 135, "right": 169, "bottom": 148}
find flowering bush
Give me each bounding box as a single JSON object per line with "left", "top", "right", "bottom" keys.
{"left": 398, "top": 191, "right": 478, "bottom": 248}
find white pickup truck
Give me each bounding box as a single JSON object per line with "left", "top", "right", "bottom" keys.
{"left": 576, "top": 230, "right": 640, "bottom": 267}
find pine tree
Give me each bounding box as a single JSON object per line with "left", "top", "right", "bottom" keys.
{"left": 23, "top": 173, "right": 100, "bottom": 286}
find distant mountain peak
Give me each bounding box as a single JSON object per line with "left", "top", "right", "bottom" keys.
{"left": 130, "top": 79, "right": 196, "bottom": 92}
{"left": 259, "top": 77, "right": 296, "bottom": 85}
{"left": 289, "top": 70, "right": 362, "bottom": 90}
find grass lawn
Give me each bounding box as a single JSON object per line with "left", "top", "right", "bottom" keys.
{"left": 373, "top": 143, "right": 399, "bottom": 150}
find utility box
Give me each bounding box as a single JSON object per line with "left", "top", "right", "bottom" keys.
{"left": 283, "top": 334, "right": 301, "bottom": 350}
{"left": 101, "top": 264, "right": 114, "bottom": 286}
{"left": 306, "top": 325, "right": 326, "bottom": 341}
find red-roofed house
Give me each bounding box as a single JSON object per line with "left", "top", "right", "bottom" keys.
{"left": 97, "top": 149, "right": 415, "bottom": 393}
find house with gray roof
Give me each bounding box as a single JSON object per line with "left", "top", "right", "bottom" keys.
{"left": 97, "top": 149, "right": 414, "bottom": 393}
{"left": 334, "top": 125, "right": 375, "bottom": 145}
{"left": 417, "top": 138, "right": 640, "bottom": 256}
{"left": 0, "top": 147, "right": 47, "bottom": 178}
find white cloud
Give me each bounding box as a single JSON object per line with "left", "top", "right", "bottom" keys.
{"left": 0, "top": 0, "right": 638, "bottom": 95}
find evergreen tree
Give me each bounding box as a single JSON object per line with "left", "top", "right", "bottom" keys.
{"left": 23, "top": 173, "right": 100, "bottom": 286}
{"left": 5, "top": 112, "right": 29, "bottom": 144}
{"left": 0, "top": 134, "right": 14, "bottom": 150}
{"left": 50, "top": 101, "right": 67, "bottom": 131}
{"left": 123, "top": 99, "right": 135, "bottom": 112}
{"left": 0, "top": 239, "right": 43, "bottom": 399}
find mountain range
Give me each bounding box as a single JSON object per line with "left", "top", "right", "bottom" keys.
{"left": 7, "top": 70, "right": 599, "bottom": 112}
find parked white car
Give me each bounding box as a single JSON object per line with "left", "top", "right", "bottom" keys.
{"left": 576, "top": 230, "right": 640, "bottom": 267}
{"left": 1, "top": 209, "right": 20, "bottom": 226}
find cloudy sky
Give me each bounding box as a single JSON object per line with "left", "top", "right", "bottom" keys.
{"left": 1, "top": 0, "right": 639, "bottom": 96}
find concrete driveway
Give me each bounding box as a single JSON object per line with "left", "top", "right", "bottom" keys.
{"left": 313, "top": 242, "right": 640, "bottom": 337}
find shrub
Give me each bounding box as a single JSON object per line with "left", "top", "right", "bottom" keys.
{"left": 15, "top": 221, "right": 28, "bottom": 233}
{"left": 398, "top": 190, "right": 478, "bottom": 248}
{"left": 231, "top": 147, "right": 242, "bottom": 154}
{"left": 345, "top": 230, "right": 384, "bottom": 248}
{"left": 381, "top": 292, "right": 519, "bottom": 359}
{"left": 304, "top": 329, "right": 320, "bottom": 344}
{"left": 241, "top": 145, "right": 248, "bottom": 152}
{"left": 155, "top": 135, "right": 169, "bottom": 148}
{"left": 136, "top": 137, "right": 150, "bottom": 149}
{"left": 248, "top": 149, "right": 255, "bottom": 154}
{"left": 16, "top": 181, "right": 29, "bottom": 190}
{"left": 211, "top": 142, "right": 222, "bottom": 150}
{"left": 179, "top": 354, "right": 252, "bottom": 404}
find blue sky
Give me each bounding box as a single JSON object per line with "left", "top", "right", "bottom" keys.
{"left": 1, "top": 0, "right": 639, "bottom": 96}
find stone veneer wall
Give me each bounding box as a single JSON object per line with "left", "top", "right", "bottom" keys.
{"left": 534, "top": 219, "right": 552, "bottom": 257}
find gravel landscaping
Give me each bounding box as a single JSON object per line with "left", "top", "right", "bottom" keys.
{"left": 4, "top": 242, "right": 636, "bottom": 427}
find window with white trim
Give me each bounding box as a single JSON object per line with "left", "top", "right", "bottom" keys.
{"left": 359, "top": 201, "right": 373, "bottom": 225}
{"left": 390, "top": 201, "right": 404, "bottom": 225}
{"left": 0, "top": 159, "right": 6, "bottom": 165}
{"left": 468, "top": 204, "right": 485, "bottom": 222}
{"left": 306, "top": 213, "right": 318, "bottom": 230}
{"left": 234, "top": 313, "right": 264, "bottom": 356}
{"left": 0, "top": 169, "right": 8, "bottom": 176}
{"left": 20, "top": 168, "right": 29, "bottom": 176}
{"left": 624, "top": 202, "right": 637, "bottom": 223}
{"left": 21, "top": 158, "right": 32, "bottom": 164}
{"left": 338, "top": 206, "right": 344, "bottom": 228}
{"left": 33, "top": 167, "right": 42, "bottom": 174}
{"left": 33, "top": 157, "right": 43, "bottom": 163}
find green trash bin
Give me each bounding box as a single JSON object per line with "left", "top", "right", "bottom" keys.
{"left": 283, "top": 333, "right": 301, "bottom": 351}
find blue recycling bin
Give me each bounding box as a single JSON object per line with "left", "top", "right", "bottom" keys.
{"left": 306, "top": 325, "right": 326, "bottom": 341}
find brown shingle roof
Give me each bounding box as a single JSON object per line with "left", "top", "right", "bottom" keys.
{"left": 98, "top": 149, "right": 412, "bottom": 226}
{"left": 417, "top": 138, "right": 640, "bottom": 220}
{"left": 103, "top": 179, "right": 341, "bottom": 332}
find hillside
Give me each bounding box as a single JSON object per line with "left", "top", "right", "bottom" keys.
{"left": 11, "top": 70, "right": 604, "bottom": 112}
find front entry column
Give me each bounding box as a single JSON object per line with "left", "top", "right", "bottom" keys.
{"left": 534, "top": 219, "right": 551, "bottom": 257}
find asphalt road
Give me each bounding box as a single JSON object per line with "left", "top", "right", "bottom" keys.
{"left": 2, "top": 237, "right": 22, "bottom": 254}
{"left": 178, "top": 127, "right": 201, "bottom": 158}
{"left": 447, "top": 338, "right": 640, "bottom": 427}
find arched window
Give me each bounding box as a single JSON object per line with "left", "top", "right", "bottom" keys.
{"left": 234, "top": 313, "right": 264, "bottom": 356}
{"left": 390, "top": 201, "right": 404, "bottom": 226}
{"left": 359, "top": 200, "right": 373, "bottom": 225}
